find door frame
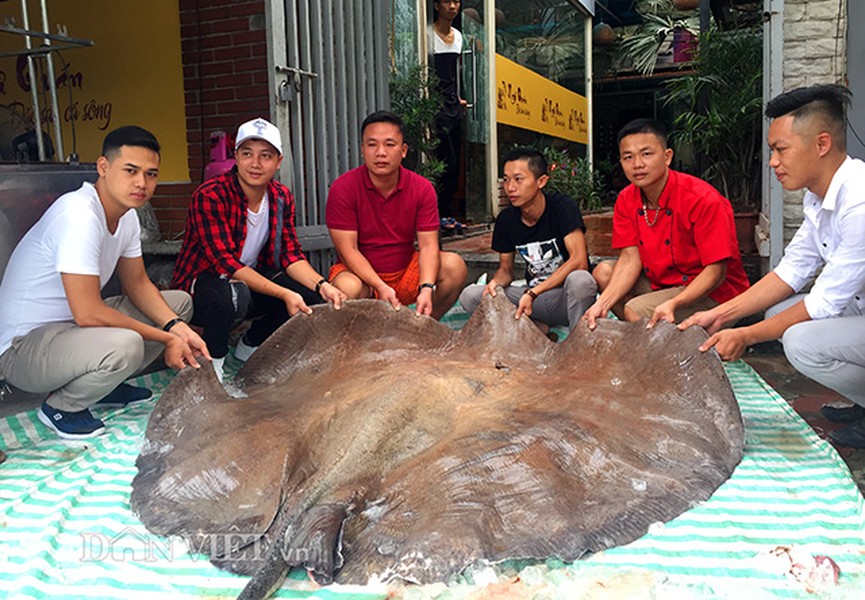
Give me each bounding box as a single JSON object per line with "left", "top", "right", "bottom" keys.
{"left": 263, "top": 0, "right": 391, "bottom": 271}
{"left": 419, "top": 0, "right": 499, "bottom": 219}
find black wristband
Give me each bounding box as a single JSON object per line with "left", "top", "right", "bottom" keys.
{"left": 418, "top": 282, "right": 436, "bottom": 294}
{"left": 162, "top": 316, "right": 184, "bottom": 332}
{"left": 315, "top": 278, "right": 329, "bottom": 294}
{"left": 523, "top": 289, "right": 538, "bottom": 300}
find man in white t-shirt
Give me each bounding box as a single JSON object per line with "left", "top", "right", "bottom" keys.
{"left": 680, "top": 84, "right": 865, "bottom": 448}
{"left": 0, "top": 126, "right": 210, "bottom": 440}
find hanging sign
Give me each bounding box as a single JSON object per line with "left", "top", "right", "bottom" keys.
{"left": 495, "top": 54, "right": 588, "bottom": 145}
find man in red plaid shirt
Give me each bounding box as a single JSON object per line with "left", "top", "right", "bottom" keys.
{"left": 172, "top": 118, "right": 345, "bottom": 380}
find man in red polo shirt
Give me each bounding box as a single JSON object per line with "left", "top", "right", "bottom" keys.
{"left": 326, "top": 110, "right": 467, "bottom": 319}
{"left": 583, "top": 118, "right": 749, "bottom": 329}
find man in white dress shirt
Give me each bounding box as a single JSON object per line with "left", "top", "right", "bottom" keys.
{"left": 679, "top": 84, "right": 865, "bottom": 448}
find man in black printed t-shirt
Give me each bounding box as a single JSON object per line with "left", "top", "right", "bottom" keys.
{"left": 458, "top": 147, "right": 597, "bottom": 335}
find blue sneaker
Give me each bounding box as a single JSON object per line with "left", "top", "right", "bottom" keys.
{"left": 38, "top": 402, "right": 105, "bottom": 440}
{"left": 94, "top": 383, "right": 152, "bottom": 407}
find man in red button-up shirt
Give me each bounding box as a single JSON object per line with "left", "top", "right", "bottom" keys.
{"left": 583, "top": 118, "right": 749, "bottom": 329}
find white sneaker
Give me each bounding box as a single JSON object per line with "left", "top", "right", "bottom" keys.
{"left": 234, "top": 337, "right": 258, "bottom": 362}
{"left": 212, "top": 356, "right": 225, "bottom": 383}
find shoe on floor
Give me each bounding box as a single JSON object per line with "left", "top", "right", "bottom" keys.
{"left": 234, "top": 336, "right": 258, "bottom": 362}
{"left": 38, "top": 402, "right": 105, "bottom": 440}
{"left": 95, "top": 383, "right": 153, "bottom": 407}
{"left": 829, "top": 418, "right": 865, "bottom": 449}
{"left": 820, "top": 403, "right": 865, "bottom": 423}
{"left": 440, "top": 217, "right": 457, "bottom": 237}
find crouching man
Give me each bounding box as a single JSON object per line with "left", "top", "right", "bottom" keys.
{"left": 326, "top": 111, "right": 467, "bottom": 318}
{"left": 680, "top": 85, "right": 865, "bottom": 448}
{"left": 171, "top": 117, "right": 345, "bottom": 381}
{"left": 0, "top": 126, "right": 209, "bottom": 439}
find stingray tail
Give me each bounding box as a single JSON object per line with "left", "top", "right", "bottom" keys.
{"left": 236, "top": 551, "right": 288, "bottom": 600}
{"left": 236, "top": 503, "right": 347, "bottom": 599}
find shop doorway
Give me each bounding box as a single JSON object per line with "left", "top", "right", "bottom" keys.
{"left": 430, "top": 1, "right": 592, "bottom": 226}
{"left": 265, "top": 0, "right": 391, "bottom": 271}
{"left": 427, "top": 1, "right": 493, "bottom": 228}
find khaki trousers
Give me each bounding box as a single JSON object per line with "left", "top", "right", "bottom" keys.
{"left": 623, "top": 276, "right": 719, "bottom": 322}
{"left": 0, "top": 291, "right": 191, "bottom": 412}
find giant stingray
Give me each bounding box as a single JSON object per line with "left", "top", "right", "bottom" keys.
{"left": 131, "top": 292, "right": 744, "bottom": 599}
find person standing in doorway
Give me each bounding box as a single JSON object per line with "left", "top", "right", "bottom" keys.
{"left": 433, "top": 0, "right": 467, "bottom": 235}
{"left": 326, "top": 111, "right": 467, "bottom": 319}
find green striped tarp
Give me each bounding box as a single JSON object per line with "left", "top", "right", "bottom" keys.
{"left": 1, "top": 311, "right": 864, "bottom": 598}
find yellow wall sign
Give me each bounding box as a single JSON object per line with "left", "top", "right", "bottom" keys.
{"left": 0, "top": 1, "right": 188, "bottom": 181}
{"left": 495, "top": 55, "right": 588, "bottom": 145}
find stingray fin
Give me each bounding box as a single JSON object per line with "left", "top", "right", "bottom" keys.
{"left": 237, "top": 299, "right": 454, "bottom": 388}
{"left": 132, "top": 364, "right": 290, "bottom": 547}
{"left": 452, "top": 288, "right": 555, "bottom": 365}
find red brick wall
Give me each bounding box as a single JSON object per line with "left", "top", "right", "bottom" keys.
{"left": 151, "top": 0, "right": 270, "bottom": 240}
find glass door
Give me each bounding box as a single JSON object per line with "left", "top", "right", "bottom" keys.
{"left": 460, "top": 2, "right": 492, "bottom": 223}
{"left": 493, "top": 1, "right": 589, "bottom": 151}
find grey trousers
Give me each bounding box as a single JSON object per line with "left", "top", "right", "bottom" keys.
{"left": 458, "top": 270, "right": 597, "bottom": 330}
{"left": 767, "top": 294, "right": 865, "bottom": 406}
{"left": 0, "top": 290, "right": 192, "bottom": 412}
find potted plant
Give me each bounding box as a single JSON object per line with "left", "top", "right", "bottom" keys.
{"left": 617, "top": 0, "right": 699, "bottom": 75}
{"left": 663, "top": 28, "right": 762, "bottom": 252}
{"left": 389, "top": 65, "right": 445, "bottom": 185}
{"left": 542, "top": 147, "right": 605, "bottom": 213}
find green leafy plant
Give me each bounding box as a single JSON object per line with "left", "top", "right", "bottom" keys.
{"left": 388, "top": 65, "right": 445, "bottom": 184}
{"left": 618, "top": 0, "right": 699, "bottom": 75}
{"left": 663, "top": 29, "right": 762, "bottom": 211}
{"left": 542, "top": 147, "right": 605, "bottom": 213}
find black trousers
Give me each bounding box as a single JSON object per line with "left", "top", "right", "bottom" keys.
{"left": 435, "top": 117, "right": 461, "bottom": 219}
{"left": 189, "top": 271, "right": 323, "bottom": 359}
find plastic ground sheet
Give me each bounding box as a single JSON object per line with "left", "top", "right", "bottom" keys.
{"left": 1, "top": 310, "right": 864, "bottom": 599}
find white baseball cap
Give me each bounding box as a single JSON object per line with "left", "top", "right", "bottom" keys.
{"left": 235, "top": 117, "right": 282, "bottom": 155}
